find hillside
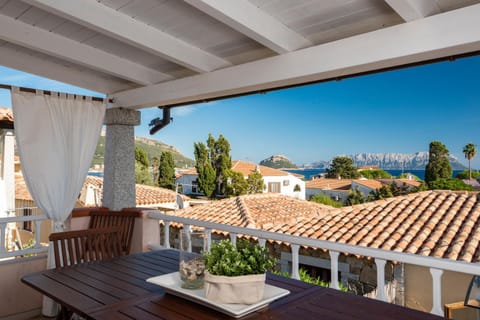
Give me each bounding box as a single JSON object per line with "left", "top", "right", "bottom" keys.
{"left": 92, "top": 136, "right": 195, "bottom": 168}
{"left": 260, "top": 155, "right": 297, "bottom": 169}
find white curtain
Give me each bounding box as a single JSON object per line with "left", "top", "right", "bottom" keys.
{"left": 11, "top": 87, "right": 105, "bottom": 316}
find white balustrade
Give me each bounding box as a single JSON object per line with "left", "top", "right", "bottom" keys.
{"left": 375, "top": 258, "right": 387, "bottom": 302}
{"left": 149, "top": 211, "right": 480, "bottom": 316}
{"left": 0, "top": 213, "right": 49, "bottom": 259}
{"left": 329, "top": 250, "right": 340, "bottom": 289}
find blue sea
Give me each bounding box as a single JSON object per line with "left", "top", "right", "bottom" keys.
{"left": 285, "top": 169, "right": 464, "bottom": 181}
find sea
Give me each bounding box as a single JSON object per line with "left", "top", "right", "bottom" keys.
{"left": 284, "top": 169, "right": 464, "bottom": 181}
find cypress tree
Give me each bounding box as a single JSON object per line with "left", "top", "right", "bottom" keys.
{"left": 425, "top": 141, "right": 452, "bottom": 185}
{"left": 158, "top": 151, "right": 175, "bottom": 190}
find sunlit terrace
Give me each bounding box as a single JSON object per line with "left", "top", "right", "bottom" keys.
{"left": 2, "top": 0, "right": 480, "bottom": 319}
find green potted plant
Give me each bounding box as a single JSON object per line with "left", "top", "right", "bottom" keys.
{"left": 203, "top": 239, "right": 276, "bottom": 304}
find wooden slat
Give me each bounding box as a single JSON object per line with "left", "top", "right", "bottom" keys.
{"left": 49, "top": 227, "right": 124, "bottom": 268}
{"left": 21, "top": 273, "right": 103, "bottom": 314}
{"left": 89, "top": 210, "right": 138, "bottom": 254}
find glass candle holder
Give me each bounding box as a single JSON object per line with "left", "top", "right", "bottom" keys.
{"left": 179, "top": 230, "right": 206, "bottom": 289}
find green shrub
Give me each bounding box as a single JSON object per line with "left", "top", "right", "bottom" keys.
{"left": 428, "top": 178, "right": 473, "bottom": 191}
{"left": 273, "top": 268, "right": 348, "bottom": 292}
{"left": 204, "top": 240, "right": 276, "bottom": 276}
{"left": 310, "top": 194, "right": 343, "bottom": 208}
{"left": 455, "top": 170, "right": 480, "bottom": 179}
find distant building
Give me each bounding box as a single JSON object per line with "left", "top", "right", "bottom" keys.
{"left": 305, "top": 178, "right": 351, "bottom": 203}
{"left": 231, "top": 160, "right": 305, "bottom": 199}
{"left": 175, "top": 169, "right": 202, "bottom": 196}
{"left": 175, "top": 160, "right": 305, "bottom": 199}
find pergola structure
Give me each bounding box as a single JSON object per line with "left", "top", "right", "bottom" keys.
{"left": 1, "top": 0, "right": 480, "bottom": 211}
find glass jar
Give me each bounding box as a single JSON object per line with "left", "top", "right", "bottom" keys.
{"left": 179, "top": 230, "right": 206, "bottom": 289}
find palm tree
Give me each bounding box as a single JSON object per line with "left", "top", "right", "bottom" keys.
{"left": 463, "top": 143, "right": 477, "bottom": 180}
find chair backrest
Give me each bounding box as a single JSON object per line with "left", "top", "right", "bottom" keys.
{"left": 49, "top": 227, "right": 124, "bottom": 268}
{"left": 88, "top": 211, "right": 137, "bottom": 254}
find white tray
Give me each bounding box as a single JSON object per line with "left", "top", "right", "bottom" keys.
{"left": 146, "top": 272, "right": 290, "bottom": 318}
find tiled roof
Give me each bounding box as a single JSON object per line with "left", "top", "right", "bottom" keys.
{"left": 177, "top": 168, "right": 198, "bottom": 177}
{"left": 15, "top": 174, "right": 188, "bottom": 206}
{"left": 171, "top": 193, "right": 337, "bottom": 230}
{"left": 15, "top": 173, "right": 32, "bottom": 201}
{"left": 378, "top": 178, "right": 422, "bottom": 188}
{"left": 0, "top": 107, "right": 13, "bottom": 122}
{"left": 170, "top": 190, "right": 480, "bottom": 263}
{"left": 231, "top": 160, "right": 291, "bottom": 177}
{"left": 353, "top": 179, "right": 383, "bottom": 190}
{"left": 83, "top": 175, "right": 188, "bottom": 206}
{"left": 305, "top": 179, "right": 352, "bottom": 190}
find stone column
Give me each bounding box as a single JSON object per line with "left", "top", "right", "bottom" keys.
{"left": 103, "top": 108, "right": 140, "bottom": 211}
{"left": 1, "top": 130, "right": 15, "bottom": 212}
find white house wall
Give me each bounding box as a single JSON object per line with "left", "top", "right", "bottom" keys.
{"left": 263, "top": 175, "right": 305, "bottom": 200}
{"left": 176, "top": 174, "right": 202, "bottom": 196}
{"left": 351, "top": 181, "right": 375, "bottom": 199}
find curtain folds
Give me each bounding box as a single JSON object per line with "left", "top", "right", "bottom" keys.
{"left": 11, "top": 87, "right": 105, "bottom": 316}
{"left": 12, "top": 88, "right": 105, "bottom": 231}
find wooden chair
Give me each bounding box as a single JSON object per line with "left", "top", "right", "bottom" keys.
{"left": 88, "top": 210, "right": 138, "bottom": 254}
{"left": 49, "top": 227, "right": 124, "bottom": 319}
{"left": 49, "top": 227, "right": 124, "bottom": 268}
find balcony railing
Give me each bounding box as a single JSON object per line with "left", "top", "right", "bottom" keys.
{"left": 0, "top": 209, "right": 49, "bottom": 259}
{"left": 148, "top": 211, "right": 480, "bottom": 316}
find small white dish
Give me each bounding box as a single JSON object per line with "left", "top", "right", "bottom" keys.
{"left": 146, "top": 272, "right": 290, "bottom": 318}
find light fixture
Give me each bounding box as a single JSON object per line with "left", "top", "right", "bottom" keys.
{"left": 464, "top": 275, "right": 480, "bottom": 309}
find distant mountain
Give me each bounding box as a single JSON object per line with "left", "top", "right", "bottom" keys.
{"left": 92, "top": 135, "right": 195, "bottom": 168}
{"left": 260, "top": 155, "right": 297, "bottom": 169}
{"left": 347, "top": 152, "right": 467, "bottom": 170}
{"left": 300, "top": 152, "right": 467, "bottom": 170}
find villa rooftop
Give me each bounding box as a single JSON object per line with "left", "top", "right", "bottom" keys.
{"left": 305, "top": 178, "right": 352, "bottom": 190}
{"left": 170, "top": 190, "right": 480, "bottom": 263}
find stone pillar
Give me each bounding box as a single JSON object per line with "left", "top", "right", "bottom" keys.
{"left": 1, "top": 130, "right": 15, "bottom": 212}
{"left": 103, "top": 108, "right": 140, "bottom": 211}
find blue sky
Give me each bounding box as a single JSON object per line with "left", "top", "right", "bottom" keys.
{"left": 1, "top": 55, "right": 480, "bottom": 168}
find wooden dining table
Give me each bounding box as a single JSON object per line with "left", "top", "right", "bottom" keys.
{"left": 21, "top": 249, "right": 445, "bottom": 319}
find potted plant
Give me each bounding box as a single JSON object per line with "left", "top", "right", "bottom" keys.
{"left": 203, "top": 239, "right": 276, "bottom": 304}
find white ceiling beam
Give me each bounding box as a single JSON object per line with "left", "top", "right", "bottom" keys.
{"left": 23, "top": 0, "right": 231, "bottom": 73}
{"left": 184, "top": 0, "right": 311, "bottom": 54}
{"left": 0, "top": 15, "right": 170, "bottom": 86}
{"left": 385, "top": 0, "right": 440, "bottom": 21}
{"left": 0, "top": 45, "right": 129, "bottom": 93}
{"left": 111, "top": 4, "right": 480, "bottom": 109}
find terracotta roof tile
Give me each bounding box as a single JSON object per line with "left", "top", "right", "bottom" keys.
{"left": 15, "top": 174, "right": 188, "bottom": 207}
{"left": 353, "top": 179, "right": 383, "bottom": 190}
{"left": 169, "top": 190, "right": 480, "bottom": 263}
{"left": 231, "top": 160, "right": 292, "bottom": 177}
{"left": 305, "top": 179, "right": 352, "bottom": 190}
{"left": 0, "top": 107, "right": 13, "bottom": 122}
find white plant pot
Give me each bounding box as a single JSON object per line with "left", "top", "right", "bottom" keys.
{"left": 204, "top": 272, "right": 266, "bottom": 304}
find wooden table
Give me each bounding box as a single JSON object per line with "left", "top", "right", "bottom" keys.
{"left": 22, "top": 250, "right": 445, "bottom": 319}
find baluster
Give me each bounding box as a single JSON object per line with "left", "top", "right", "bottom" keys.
{"left": 291, "top": 244, "right": 300, "bottom": 280}
{"left": 205, "top": 228, "right": 212, "bottom": 251}
{"left": 430, "top": 268, "right": 444, "bottom": 316}
{"left": 375, "top": 258, "right": 387, "bottom": 301}
{"left": 164, "top": 221, "right": 170, "bottom": 248}
{"left": 258, "top": 238, "right": 266, "bottom": 247}
{"left": 229, "top": 232, "right": 237, "bottom": 245}
{"left": 34, "top": 220, "right": 42, "bottom": 248}
{"left": 0, "top": 222, "right": 7, "bottom": 253}
{"left": 329, "top": 250, "right": 340, "bottom": 289}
